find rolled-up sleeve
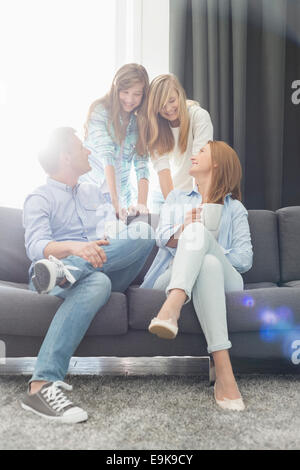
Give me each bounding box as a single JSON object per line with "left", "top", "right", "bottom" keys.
{"left": 86, "top": 105, "right": 116, "bottom": 168}
{"left": 23, "top": 194, "right": 54, "bottom": 262}
{"left": 151, "top": 153, "right": 170, "bottom": 173}
{"left": 226, "top": 201, "right": 253, "bottom": 273}
{"left": 133, "top": 152, "right": 150, "bottom": 181}
{"left": 191, "top": 107, "right": 214, "bottom": 155}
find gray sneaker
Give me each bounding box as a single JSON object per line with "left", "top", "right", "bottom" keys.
{"left": 21, "top": 381, "right": 88, "bottom": 423}
{"left": 32, "top": 255, "right": 78, "bottom": 294}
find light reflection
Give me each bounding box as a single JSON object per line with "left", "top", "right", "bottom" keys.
{"left": 242, "top": 295, "right": 255, "bottom": 308}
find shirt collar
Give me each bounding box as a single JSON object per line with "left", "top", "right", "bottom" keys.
{"left": 47, "top": 177, "right": 79, "bottom": 193}
{"left": 186, "top": 184, "right": 232, "bottom": 199}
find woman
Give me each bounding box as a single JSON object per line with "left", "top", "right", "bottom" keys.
{"left": 81, "top": 64, "right": 150, "bottom": 220}
{"left": 147, "top": 74, "right": 213, "bottom": 213}
{"left": 141, "top": 141, "right": 253, "bottom": 411}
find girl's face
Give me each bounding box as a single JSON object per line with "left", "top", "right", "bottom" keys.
{"left": 189, "top": 143, "right": 214, "bottom": 176}
{"left": 119, "top": 82, "right": 144, "bottom": 114}
{"left": 159, "top": 88, "right": 179, "bottom": 123}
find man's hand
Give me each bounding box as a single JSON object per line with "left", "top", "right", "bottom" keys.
{"left": 70, "top": 239, "right": 110, "bottom": 268}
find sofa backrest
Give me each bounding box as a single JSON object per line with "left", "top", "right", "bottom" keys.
{"left": 277, "top": 206, "right": 300, "bottom": 283}
{"left": 0, "top": 206, "right": 292, "bottom": 287}
{"left": 0, "top": 207, "right": 31, "bottom": 283}
{"left": 242, "top": 210, "right": 280, "bottom": 285}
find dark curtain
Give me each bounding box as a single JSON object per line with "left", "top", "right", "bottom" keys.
{"left": 170, "top": 0, "right": 300, "bottom": 210}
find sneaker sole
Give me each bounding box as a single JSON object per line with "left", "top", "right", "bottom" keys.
{"left": 21, "top": 402, "right": 88, "bottom": 424}
{"left": 33, "top": 261, "right": 56, "bottom": 294}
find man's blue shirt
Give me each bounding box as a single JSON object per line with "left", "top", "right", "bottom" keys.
{"left": 23, "top": 178, "right": 116, "bottom": 274}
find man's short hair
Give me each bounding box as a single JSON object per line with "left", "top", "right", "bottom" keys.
{"left": 38, "top": 127, "right": 77, "bottom": 175}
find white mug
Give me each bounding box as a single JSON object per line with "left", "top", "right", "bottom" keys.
{"left": 200, "top": 203, "right": 223, "bottom": 232}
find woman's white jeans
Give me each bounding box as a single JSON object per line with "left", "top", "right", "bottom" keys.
{"left": 153, "top": 222, "right": 244, "bottom": 354}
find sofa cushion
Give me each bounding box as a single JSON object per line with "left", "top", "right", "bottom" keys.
{"left": 282, "top": 280, "right": 300, "bottom": 288}
{"left": 0, "top": 285, "right": 128, "bottom": 336}
{"left": 0, "top": 207, "right": 31, "bottom": 283}
{"left": 0, "top": 280, "right": 29, "bottom": 290}
{"left": 128, "top": 286, "right": 300, "bottom": 334}
{"left": 277, "top": 206, "right": 300, "bottom": 283}
{"left": 242, "top": 210, "right": 280, "bottom": 285}
{"left": 244, "top": 282, "right": 278, "bottom": 290}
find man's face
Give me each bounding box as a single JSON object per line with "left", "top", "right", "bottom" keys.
{"left": 68, "top": 135, "right": 91, "bottom": 176}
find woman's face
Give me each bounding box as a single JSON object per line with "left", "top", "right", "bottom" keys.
{"left": 159, "top": 88, "right": 179, "bottom": 123}
{"left": 189, "top": 143, "right": 214, "bottom": 176}
{"left": 119, "top": 82, "right": 144, "bottom": 114}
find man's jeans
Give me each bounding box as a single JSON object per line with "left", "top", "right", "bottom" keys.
{"left": 29, "top": 222, "right": 155, "bottom": 383}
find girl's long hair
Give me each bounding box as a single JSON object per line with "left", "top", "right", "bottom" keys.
{"left": 147, "top": 74, "right": 191, "bottom": 157}
{"left": 208, "top": 141, "right": 242, "bottom": 203}
{"left": 84, "top": 63, "right": 149, "bottom": 156}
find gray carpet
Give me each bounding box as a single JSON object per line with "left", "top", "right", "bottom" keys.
{"left": 0, "top": 374, "right": 299, "bottom": 450}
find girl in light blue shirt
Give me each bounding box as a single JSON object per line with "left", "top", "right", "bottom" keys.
{"left": 81, "top": 64, "right": 150, "bottom": 220}
{"left": 143, "top": 140, "right": 253, "bottom": 411}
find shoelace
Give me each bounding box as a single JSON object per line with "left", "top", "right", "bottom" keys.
{"left": 41, "top": 381, "right": 74, "bottom": 412}
{"left": 48, "top": 255, "right": 80, "bottom": 285}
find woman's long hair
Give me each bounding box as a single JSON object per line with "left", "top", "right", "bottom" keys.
{"left": 147, "top": 74, "right": 191, "bottom": 157}
{"left": 208, "top": 141, "right": 242, "bottom": 203}
{"left": 84, "top": 63, "right": 149, "bottom": 156}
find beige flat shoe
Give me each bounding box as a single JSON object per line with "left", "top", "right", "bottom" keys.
{"left": 214, "top": 383, "right": 245, "bottom": 411}
{"left": 148, "top": 317, "right": 178, "bottom": 339}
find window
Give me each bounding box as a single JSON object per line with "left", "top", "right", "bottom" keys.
{"left": 0, "top": 0, "right": 170, "bottom": 209}
{"left": 0, "top": 0, "right": 116, "bottom": 208}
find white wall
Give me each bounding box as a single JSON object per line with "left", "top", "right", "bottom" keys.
{"left": 116, "top": 0, "right": 169, "bottom": 79}
{"left": 141, "top": 0, "right": 170, "bottom": 79}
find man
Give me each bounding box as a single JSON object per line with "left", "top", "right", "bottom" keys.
{"left": 21, "top": 127, "right": 154, "bottom": 423}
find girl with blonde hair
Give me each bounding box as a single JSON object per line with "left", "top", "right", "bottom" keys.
{"left": 141, "top": 141, "right": 253, "bottom": 411}
{"left": 81, "top": 64, "right": 150, "bottom": 220}
{"left": 147, "top": 74, "right": 213, "bottom": 213}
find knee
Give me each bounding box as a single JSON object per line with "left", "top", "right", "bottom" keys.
{"left": 90, "top": 272, "right": 112, "bottom": 303}
{"left": 180, "top": 222, "right": 211, "bottom": 248}
{"left": 201, "top": 254, "right": 222, "bottom": 275}
{"left": 181, "top": 222, "right": 205, "bottom": 238}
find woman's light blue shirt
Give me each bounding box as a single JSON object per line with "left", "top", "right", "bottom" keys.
{"left": 140, "top": 187, "right": 253, "bottom": 289}
{"left": 80, "top": 103, "right": 150, "bottom": 207}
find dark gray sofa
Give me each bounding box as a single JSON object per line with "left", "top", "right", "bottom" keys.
{"left": 0, "top": 206, "right": 300, "bottom": 374}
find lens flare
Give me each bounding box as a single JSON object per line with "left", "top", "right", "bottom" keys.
{"left": 259, "top": 309, "right": 278, "bottom": 326}
{"left": 242, "top": 295, "right": 255, "bottom": 308}
{"left": 259, "top": 328, "right": 278, "bottom": 343}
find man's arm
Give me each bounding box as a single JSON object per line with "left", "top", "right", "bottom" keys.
{"left": 23, "top": 194, "right": 55, "bottom": 263}
{"left": 23, "top": 194, "right": 109, "bottom": 269}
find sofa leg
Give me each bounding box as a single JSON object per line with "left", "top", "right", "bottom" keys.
{"left": 209, "top": 356, "right": 216, "bottom": 386}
